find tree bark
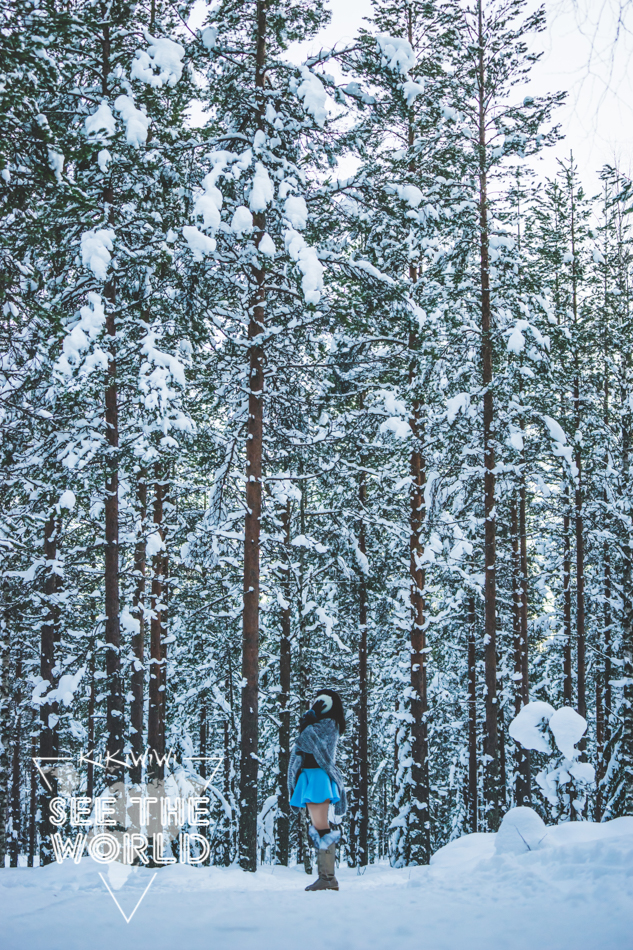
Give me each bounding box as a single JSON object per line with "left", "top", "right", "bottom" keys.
{"left": 358, "top": 466, "right": 369, "bottom": 866}
{"left": 612, "top": 334, "right": 633, "bottom": 819}
{"left": 276, "top": 500, "right": 292, "bottom": 866}
{"left": 511, "top": 500, "right": 521, "bottom": 721}
{"left": 223, "top": 660, "right": 235, "bottom": 866}
{"left": 394, "top": 695, "right": 400, "bottom": 785}
{"left": 100, "top": 5, "right": 123, "bottom": 782}
{"left": 130, "top": 472, "right": 147, "bottom": 785}
{"left": 568, "top": 179, "right": 586, "bottom": 729}
{"left": 199, "top": 701, "right": 207, "bottom": 780}
{"left": 104, "top": 293, "right": 123, "bottom": 783}
{"left": 10, "top": 653, "right": 22, "bottom": 867}
{"left": 148, "top": 470, "right": 166, "bottom": 780}
{"left": 86, "top": 646, "right": 95, "bottom": 800}
{"left": 511, "top": 494, "right": 531, "bottom": 804}
{"left": 499, "top": 697, "right": 507, "bottom": 810}
{"left": 28, "top": 729, "right": 37, "bottom": 867}
{"left": 0, "top": 584, "right": 10, "bottom": 867}
{"left": 604, "top": 542, "right": 612, "bottom": 747}
{"left": 596, "top": 485, "right": 612, "bottom": 816}
{"left": 39, "top": 512, "right": 60, "bottom": 863}
{"left": 296, "top": 477, "right": 312, "bottom": 875}
{"left": 468, "top": 597, "right": 478, "bottom": 833}
{"left": 602, "top": 369, "right": 613, "bottom": 754}
{"left": 239, "top": 0, "right": 268, "bottom": 872}
{"left": 574, "top": 416, "right": 586, "bottom": 726}
{"left": 407, "top": 286, "right": 431, "bottom": 864}
{"left": 477, "top": 0, "right": 499, "bottom": 831}
{"left": 348, "top": 724, "right": 359, "bottom": 867}
{"left": 519, "top": 477, "right": 529, "bottom": 711}
{"left": 563, "top": 506, "right": 573, "bottom": 704}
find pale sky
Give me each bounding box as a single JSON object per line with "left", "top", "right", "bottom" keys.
{"left": 188, "top": 0, "right": 633, "bottom": 196}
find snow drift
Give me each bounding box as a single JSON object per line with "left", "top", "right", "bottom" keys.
{"left": 2, "top": 809, "right": 632, "bottom": 950}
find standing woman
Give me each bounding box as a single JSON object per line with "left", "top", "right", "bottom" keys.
{"left": 288, "top": 688, "right": 347, "bottom": 891}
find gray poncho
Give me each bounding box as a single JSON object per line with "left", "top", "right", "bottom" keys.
{"left": 288, "top": 717, "right": 347, "bottom": 817}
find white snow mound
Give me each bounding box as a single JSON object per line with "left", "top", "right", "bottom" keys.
{"left": 2, "top": 815, "right": 633, "bottom": 950}
{"left": 495, "top": 806, "right": 548, "bottom": 854}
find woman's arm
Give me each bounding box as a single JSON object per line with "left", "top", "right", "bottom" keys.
{"left": 298, "top": 698, "right": 327, "bottom": 732}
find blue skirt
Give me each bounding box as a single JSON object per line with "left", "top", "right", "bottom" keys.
{"left": 290, "top": 768, "right": 341, "bottom": 807}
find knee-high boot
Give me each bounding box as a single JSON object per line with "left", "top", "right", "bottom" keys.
{"left": 305, "top": 826, "right": 340, "bottom": 891}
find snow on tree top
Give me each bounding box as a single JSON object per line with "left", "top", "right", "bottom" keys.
{"left": 131, "top": 32, "right": 185, "bottom": 88}
{"left": 376, "top": 35, "right": 417, "bottom": 75}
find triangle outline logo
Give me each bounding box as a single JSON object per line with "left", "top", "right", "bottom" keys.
{"left": 98, "top": 871, "right": 157, "bottom": 923}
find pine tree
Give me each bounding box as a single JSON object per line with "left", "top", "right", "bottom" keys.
{"left": 437, "top": 0, "right": 563, "bottom": 830}
{"left": 603, "top": 169, "right": 633, "bottom": 819}
{"left": 187, "top": 0, "right": 333, "bottom": 869}
{"left": 2, "top": 0, "right": 631, "bottom": 871}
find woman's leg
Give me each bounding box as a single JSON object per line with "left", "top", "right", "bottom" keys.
{"left": 307, "top": 799, "right": 330, "bottom": 831}
{"left": 305, "top": 799, "right": 339, "bottom": 891}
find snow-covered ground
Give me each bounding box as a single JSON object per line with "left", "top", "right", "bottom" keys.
{"left": 2, "top": 813, "right": 632, "bottom": 950}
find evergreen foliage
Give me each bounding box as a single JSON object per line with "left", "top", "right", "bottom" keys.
{"left": 1, "top": 0, "right": 632, "bottom": 870}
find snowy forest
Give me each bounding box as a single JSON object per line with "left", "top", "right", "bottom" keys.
{"left": 1, "top": 0, "right": 633, "bottom": 877}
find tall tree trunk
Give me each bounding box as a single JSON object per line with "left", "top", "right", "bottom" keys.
{"left": 104, "top": 293, "right": 123, "bottom": 782}
{"left": 405, "top": 11, "right": 431, "bottom": 859}
{"left": 238, "top": 0, "right": 267, "bottom": 871}
{"left": 198, "top": 699, "right": 209, "bottom": 858}
{"left": 574, "top": 409, "right": 586, "bottom": 727}
{"left": 595, "top": 251, "right": 610, "bottom": 823}
{"left": 86, "top": 646, "right": 95, "bottom": 800}
{"left": 394, "top": 695, "right": 400, "bottom": 786}
{"left": 604, "top": 542, "right": 612, "bottom": 747}
{"left": 511, "top": 502, "right": 527, "bottom": 804}
{"left": 148, "top": 470, "right": 166, "bottom": 780}
{"left": 223, "top": 660, "right": 234, "bottom": 866}
{"left": 39, "top": 512, "right": 60, "bottom": 864}
{"left": 223, "top": 712, "right": 231, "bottom": 862}
{"left": 563, "top": 505, "right": 573, "bottom": 704}
{"left": 519, "top": 475, "right": 530, "bottom": 710}
{"left": 10, "top": 655, "right": 22, "bottom": 867}
{"left": 499, "top": 697, "right": 507, "bottom": 810}
{"left": 511, "top": 501, "right": 521, "bottom": 708}
{"left": 199, "top": 700, "right": 207, "bottom": 780}
{"left": 595, "top": 627, "right": 604, "bottom": 820}
{"left": 568, "top": 178, "right": 586, "bottom": 730}
{"left": 101, "top": 3, "right": 123, "bottom": 781}
{"left": 348, "top": 724, "right": 359, "bottom": 867}
{"left": 468, "top": 597, "right": 478, "bottom": 832}
{"left": 596, "top": 419, "right": 612, "bottom": 816}
{"left": 358, "top": 469, "right": 369, "bottom": 866}
{"left": 510, "top": 486, "right": 530, "bottom": 804}
{"left": 477, "top": 0, "right": 499, "bottom": 831}
{"left": 408, "top": 266, "right": 430, "bottom": 864}
{"left": 0, "top": 586, "right": 10, "bottom": 867}
{"left": 296, "top": 475, "right": 311, "bottom": 876}
{"left": 612, "top": 336, "right": 633, "bottom": 818}
{"left": 130, "top": 473, "right": 147, "bottom": 785}
{"left": 276, "top": 499, "right": 292, "bottom": 866}
{"left": 603, "top": 372, "right": 613, "bottom": 749}
{"left": 519, "top": 479, "right": 530, "bottom": 804}
{"left": 161, "top": 525, "right": 170, "bottom": 757}
{"left": 28, "top": 729, "right": 37, "bottom": 866}
{"left": 381, "top": 779, "right": 387, "bottom": 858}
